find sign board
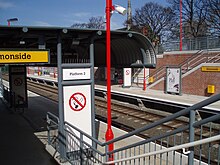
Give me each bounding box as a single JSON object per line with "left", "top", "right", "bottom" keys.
{"left": 123, "top": 68, "right": 132, "bottom": 87}
{"left": 0, "top": 67, "right": 2, "bottom": 98}
{"left": 201, "top": 66, "right": 220, "bottom": 72}
{"left": 9, "top": 65, "right": 28, "bottom": 107}
{"left": 69, "top": 92, "right": 86, "bottom": 111}
{"left": 63, "top": 85, "right": 92, "bottom": 150}
{"left": 0, "top": 50, "right": 50, "bottom": 64}
{"left": 166, "top": 67, "right": 181, "bottom": 95}
{"left": 63, "top": 68, "right": 90, "bottom": 80}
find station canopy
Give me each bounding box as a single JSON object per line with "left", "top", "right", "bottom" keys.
{"left": 0, "top": 26, "right": 156, "bottom": 68}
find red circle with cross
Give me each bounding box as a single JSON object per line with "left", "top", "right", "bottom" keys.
{"left": 14, "top": 77, "right": 23, "bottom": 86}
{"left": 126, "top": 70, "right": 130, "bottom": 75}
{"left": 69, "top": 92, "right": 86, "bottom": 111}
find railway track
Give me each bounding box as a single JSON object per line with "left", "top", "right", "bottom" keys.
{"left": 27, "top": 80, "right": 58, "bottom": 101}
{"left": 2, "top": 75, "right": 220, "bottom": 164}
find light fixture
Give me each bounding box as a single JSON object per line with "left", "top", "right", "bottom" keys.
{"left": 114, "top": 5, "right": 127, "bottom": 15}
{"left": 7, "top": 18, "right": 18, "bottom": 26}
{"left": 71, "top": 40, "right": 80, "bottom": 45}
{"left": 22, "top": 27, "right": 28, "bottom": 33}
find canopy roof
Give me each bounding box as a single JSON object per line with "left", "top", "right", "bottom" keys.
{"left": 0, "top": 26, "right": 156, "bottom": 68}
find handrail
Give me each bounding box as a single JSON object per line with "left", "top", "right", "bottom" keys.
{"left": 46, "top": 93, "right": 220, "bottom": 164}
{"left": 105, "top": 93, "right": 220, "bottom": 146}
{"left": 64, "top": 126, "right": 105, "bottom": 156}
{"left": 179, "top": 50, "right": 203, "bottom": 67}
{"left": 60, "top": 93, "right": 220, "bottom": 148}
{"left": 47, "top": 112, "right": 59, "bottom": 124}
{"left": 206, "top": 52, "right": 220, "bottom": 63}
{"left": 138, "top": 50, "right": 204, "bottom": 84}
{"left": 143, "top": 49, "right": 220, "bottom": 86}
{"left": 104, "top": 134, "right": 220, "bottom": 164}
{"left": 64, "top": 121, "right": 104, "bottom": 146}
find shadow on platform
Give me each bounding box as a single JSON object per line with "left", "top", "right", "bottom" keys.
{"left": 0, "top": 98, "right": 58, "bottom": 165}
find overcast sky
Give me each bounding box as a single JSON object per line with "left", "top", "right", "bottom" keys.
{"left": 0, "top": 0, "right": 167, "bottom": 29}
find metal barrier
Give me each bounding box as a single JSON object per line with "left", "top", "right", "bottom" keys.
{"left": 2, "top": 85, "right": 26, "bottom": 113}
{"left": 47, "top": 112, "right": 60, "bottom": 149}
{"left": 158, "top": 36, "right": 220, "bottom": 53}
{"left": 46, "top": 93, "right": 220, "bottom": 165}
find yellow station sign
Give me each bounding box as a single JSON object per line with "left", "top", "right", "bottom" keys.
{"left": 201, "top": 66, "right": 220, "bottom": 72}
{"left": 0, "top": 50, "right": 49, "bottom": 64}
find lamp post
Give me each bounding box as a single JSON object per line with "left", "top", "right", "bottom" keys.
{"left": 180, "top": 0, "right": 182, "bottom": 51}
{"left": 105, "top": 0, "right": 114, "bottom": 161}
{"left": 7, "top": 18, "right": 18, "bottom": 26}
{"left": 143, "top": 67, "right": 146, "bottom": 91}
{"left": 105, "top": 0, "right": 126, "bottom": 161}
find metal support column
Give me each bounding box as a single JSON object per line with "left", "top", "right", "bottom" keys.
{"left": 0, "top": 67, "right": 2, "bottom": 97}
{"left": 90, "top": 39, "right": 96, "bottom": 142}
{"left": 188, "top": 110, "right": 195, "bottom": 165}
{"left": 57, "top": 34, "right": 66, "bottom": 161}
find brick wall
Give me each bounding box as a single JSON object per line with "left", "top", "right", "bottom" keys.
{"left": 150, "top": 67, "right": 220, "bottom": 96}
{"left": 150, "top": 53, "right": 193, "bottom": 74}
{"left": 182, "top": 69, "right": 220, "bottom": 96}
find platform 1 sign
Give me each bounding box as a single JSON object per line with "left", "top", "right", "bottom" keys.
{"left": 0, "top": 50, "right": 50, "bottom": 64}
{"left": 63, "top": 68, "right": 90, "bottom": 80}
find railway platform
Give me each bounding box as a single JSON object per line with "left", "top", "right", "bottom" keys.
{"left": 0, "top": 81, "right": 167, "bottom": 165}
{"left": 0, "top": 94, "right": 58, "bottom": 165}
{"left": 28, "top": 74, "right": 220, "bottom": 111}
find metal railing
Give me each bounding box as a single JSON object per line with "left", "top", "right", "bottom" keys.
{"left": 133, "top": 49, "right": 220, "bottom": 88}
{"left": 158, "top": 36, "right": 220, "bottom": 53}
{"left": 47, "top": 93, "right": 220, "bottom": 165}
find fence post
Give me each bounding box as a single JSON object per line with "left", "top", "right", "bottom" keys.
{"left": 188, "top": 110, "right": 195, "bottom": 165}
{"left": 105, "top": 144, "right": 109, "bottom": 163}
{"left": 80, "top": 133, "right": 83, "bottom": 164}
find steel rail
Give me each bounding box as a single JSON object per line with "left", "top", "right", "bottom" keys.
{"left": 104, "top": 134, "right": 220, "bottom": 164}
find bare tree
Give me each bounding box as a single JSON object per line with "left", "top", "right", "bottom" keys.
{"left": 205, "top": 0, "right": 220, "bottom": 35}
{"left": 132, "top": 2, "right": 176, "bottom": 42}
{"left": 71, "top": 23, "right": 88, "bottom": 29}
{"left": 167, "top": 0, "right": 209, "bottom": 38}
{"left": 72, "top": 16, "right": 105, "bottom": 29}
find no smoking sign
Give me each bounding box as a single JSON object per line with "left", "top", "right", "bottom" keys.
{"left": 69, "top": 92, "right": 86, "bottom": 111}
{"left": 14, "top": 77, "right": 23, "bottom": 86}
{"left": 126, "top": 70, "right": 130, "bottom": 75}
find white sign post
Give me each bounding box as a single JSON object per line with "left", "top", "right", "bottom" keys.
{"left": 9, "top": 65, "right": 28, "bottom": 108}
{"left": 62, "top": 67, "right": 93, "bottom": 152}
{"left": 123, "top": 68, "right": 132, "bottom": 87}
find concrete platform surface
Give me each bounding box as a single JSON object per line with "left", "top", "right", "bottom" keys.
{"left": 0, "top": 97, "right": 58, "bottom": 165}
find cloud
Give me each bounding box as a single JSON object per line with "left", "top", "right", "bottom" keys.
{"left": 0, "top": 1, "right": 14, "bottom": 9}
{"left": 111, "top": 21, "right": 124, "bottom": 30}
{"left": 62, "top": 12, "right": 91, "bottom": 26}
{"left": 33, "top": 21, "right": 54, "bottom": 27}
{"left": 72, "top": 12, "right": 91, "bottom": 17}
